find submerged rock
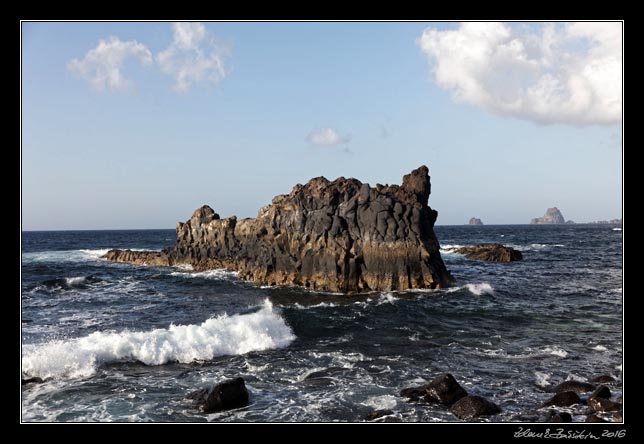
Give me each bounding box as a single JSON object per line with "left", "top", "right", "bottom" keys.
{"left": 590, "top": 375, "right": 616, "bottom": 384}
{"left": 545, "top": 410, "right": 572, "bottom": 423}
{"left": 187, "top": 377, "right": 249, "bottom": 413}
{"left": 400, "top": 373, "right": 468, "bottom": 406}
{"left": 590, "top": 385, "right": 611, "bottom": 400}
{"left": 586, "top": 414, "right": 608, "bottom": 423}
{"left": 104, "top": 166, "right": 454, "bottom": 293}
{"left": 423, "top": 373, "right": 468, "bottom": 406}
{"left": 587, "top": 396, "right": 622, "bottom": 413}
{"left": 542, "top": 391, "right": 581, "bottom": 407}
{"left": 365, "top": 409, "right": 395, "bottom": 421}
{"left": 551, "top": 381, "right": 595, "bottom": 394}
{"left": 449, "top": 395, "right": 501, "bottom": 419}
{"left": 454, "top": 244, "right": 523, "bottom": 262}
{"left": 21, "top": 377, "right": 44, "bottom": 386}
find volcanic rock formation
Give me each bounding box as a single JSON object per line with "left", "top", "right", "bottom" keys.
{"left": 454, "top": 244, "right": 523, "bottom": 262}
{"left": 105, "top": 166, "right": 454, "bottom": 293}
{"left": 531, "top": 207, "right": 566, "bottom": 224}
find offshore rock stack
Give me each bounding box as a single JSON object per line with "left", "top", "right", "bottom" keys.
{"left": 105, "top": 166, "right": 454, "bottom": 293}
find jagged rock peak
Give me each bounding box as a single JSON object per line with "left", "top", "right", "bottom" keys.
{"left": 531, "top": 207, "right": 565, "bottom": 225}
{"left": 105, "top": 165, "right": 454, "bottom": 293}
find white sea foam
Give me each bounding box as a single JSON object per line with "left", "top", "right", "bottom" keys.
{"left": 612, "top": 228, "right": 622, "bottom": 231}
{"left": 291, "top": 302, "right": 339, "bottom": 310}
{"left": 21, "top": 300, "right": 295, "bottom": 380}
{"left": 543, "top": 346, "right": 568, "bottom": 358}
{"left": 534, "top": 371, "right": 552, "bottom": 388}
{"left": 64, "top": 277, "right": 87, "bottom": 286}
{"left": 565, "top": 373, "right": 587, "bottom": 382}
{"left": 169, "top": 269, "right": 238, "bottom": 280}
{"left": 592, "top": 345, "right": 608, "bottom": 352}
{"left": 22, "top": 248, "right": 162, "bottom": 264}
{"left": 465, "top": 283, "right": 494, "bottom": 296}
{"left": 363, "top": 395, "right": 397, "bottom": 410}
{"left": 376, "top": 293, "right": 397, "bottom": 305}
{"left": 439, "top": 244, "right": 464, "bottom": 254}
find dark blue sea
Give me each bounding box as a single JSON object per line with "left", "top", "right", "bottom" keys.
{"left": 21, "top": 225, "right": 623, "bottom": 422}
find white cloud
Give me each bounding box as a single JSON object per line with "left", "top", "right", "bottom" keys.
{"left": 67, "top": 36, "right": 152, "bottom": 91}
{"left": 418, "top": 22, "right": 622, "bottom": 126}
{"left": 156, "top": 22, "right": 228, "bottom": 92}
{"left": 306, "top": 128, "right": 352, "bottom": 146}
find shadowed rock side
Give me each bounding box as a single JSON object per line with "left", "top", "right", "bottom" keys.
{"left": 455, "top": 244, "right": 523, "bottom": 262}
{"left": 531, "top": 207, "right": 566, "bottom": 224}
{"left": 105, "top": 166, "right": 455, "bottom": 293}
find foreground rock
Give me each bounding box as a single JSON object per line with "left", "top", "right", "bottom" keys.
{"left": 105, "top": 166, "right": 454, "bottom": 293}
{"left": 545, "top": 410, "right": 572, "bottom": 423}
{"left": 454, "top": 244, "right": 523, "bottom": 262}
{"left": 21, "top": 377, "right": 44, "bottom": 386}
{"left": 187, "top": 377, "right": 249, "bottom": 413}
{"left": 542, "top": 391, "right": 581, "bottom": 407}
{"left": 551, "top": 381, "right": 595, "bottom": 394}
{"left": 587, "top": 396, "right": 622, "bottom": 413}
{"left": 364, "top": 409, "right": 397, "bottom": 421}
{"left": 400, "top": 373, "right": 468, "bottom": 406}
{"left": 450, "top": 395, "right": 501, "bottom": 419}
{"left": 531, "top": 207, "right": 566, "bottom": 224}
{"left": 468, "top": 217, "right": 483, "bottom": 226}
{"left": 590, "top": 375, "right": 616, "bottom": 384}
{"left": 590, "top": 385, "right": 611, "bottom": 400}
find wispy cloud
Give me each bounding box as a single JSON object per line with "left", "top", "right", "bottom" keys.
{"left": 306, "top": 128, "right": 351, "bottom": 146}
{"left": 156, "top": 22, "right": 229, "bottom": 93}
{"left": 68, "top": 23, "right": 229, "bottom": 93}
{"left": 418, "top": 22, "right": 622, "bottom": 126}
{"left": 67, "top": 36, "right": 152, "bottom": 91}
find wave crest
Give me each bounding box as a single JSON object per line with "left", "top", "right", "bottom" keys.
{"left": 21, "top": 300, "right": 295, "bottom": 380}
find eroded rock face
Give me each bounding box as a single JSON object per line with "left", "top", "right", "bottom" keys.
{"left": 105, "top": 166, "right": 454, "bottom": 293}
{"left": 455, "top": 244, "right": 523, "bottom": 262}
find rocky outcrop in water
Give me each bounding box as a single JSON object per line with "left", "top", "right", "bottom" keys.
{"left": 449, "top": 395, "right": 501, "bottom": 419}
{"left": 105, "top": 166, "right": 454, "bottom": 293}
{"left": 542, "top": 391, "right": 581, "bottom": 407}
{"left": 187, "top": 377, "right": 249, "bottom": 413}
{"left": 531, "top": 207, "right": 566, "bottom": 224}
{"left": 468, "top": 217, "right": 483, "bottom": 226}
{"left": 551, "top": 381, "right": 595, "bottom": 394}
{"left": 455, "top": 244, "right": 523, "bottom": 262}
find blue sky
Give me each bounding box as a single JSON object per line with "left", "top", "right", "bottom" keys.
{"left": 22, "top": 22, "right": 622, "bottom": 230}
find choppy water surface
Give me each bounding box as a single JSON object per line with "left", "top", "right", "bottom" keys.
{"left": 21, "top": 225, "right": 622, "bottom": 422}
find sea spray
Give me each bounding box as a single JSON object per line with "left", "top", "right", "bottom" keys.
{"left": 22, "top": 299, "right": 295, "bottom": 380}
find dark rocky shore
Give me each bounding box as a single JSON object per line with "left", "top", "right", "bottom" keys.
{"left": 105, "top": 166, "right": 454, "bottom": 293}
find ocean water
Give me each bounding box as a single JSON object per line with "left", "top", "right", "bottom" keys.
{"left": 21, "top": 225, "right": 623, "bottom": 422}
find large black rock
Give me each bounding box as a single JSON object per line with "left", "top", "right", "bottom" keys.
{"left": 542, "top": 391, "right": 581, "bottom": 407}
{"left": 449, "top": 395, "right": 501, "bottom": 419}
{"left": 187, "top": 377, "right": 249, "bottom": 414}
{"left": 104, "top": 166, "right": 455, "bottom": 293}
{"left": 424, "top": 373, "right": 468, "bottom": 406}
{"left": 551, "top": 381, "right": 595, "bottom": 394}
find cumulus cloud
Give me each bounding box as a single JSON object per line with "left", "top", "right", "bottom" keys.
{"left": 418, "top": 22, "right": 622, "bottom": 125}
{"left": 306, "top": 128, "right": 352, "bottom": 146}
{"left": 156, "top": 22, "right": 228, "bottom": 92}
{"left": 67, "top": 36, "right": 152, "bottom": 91}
